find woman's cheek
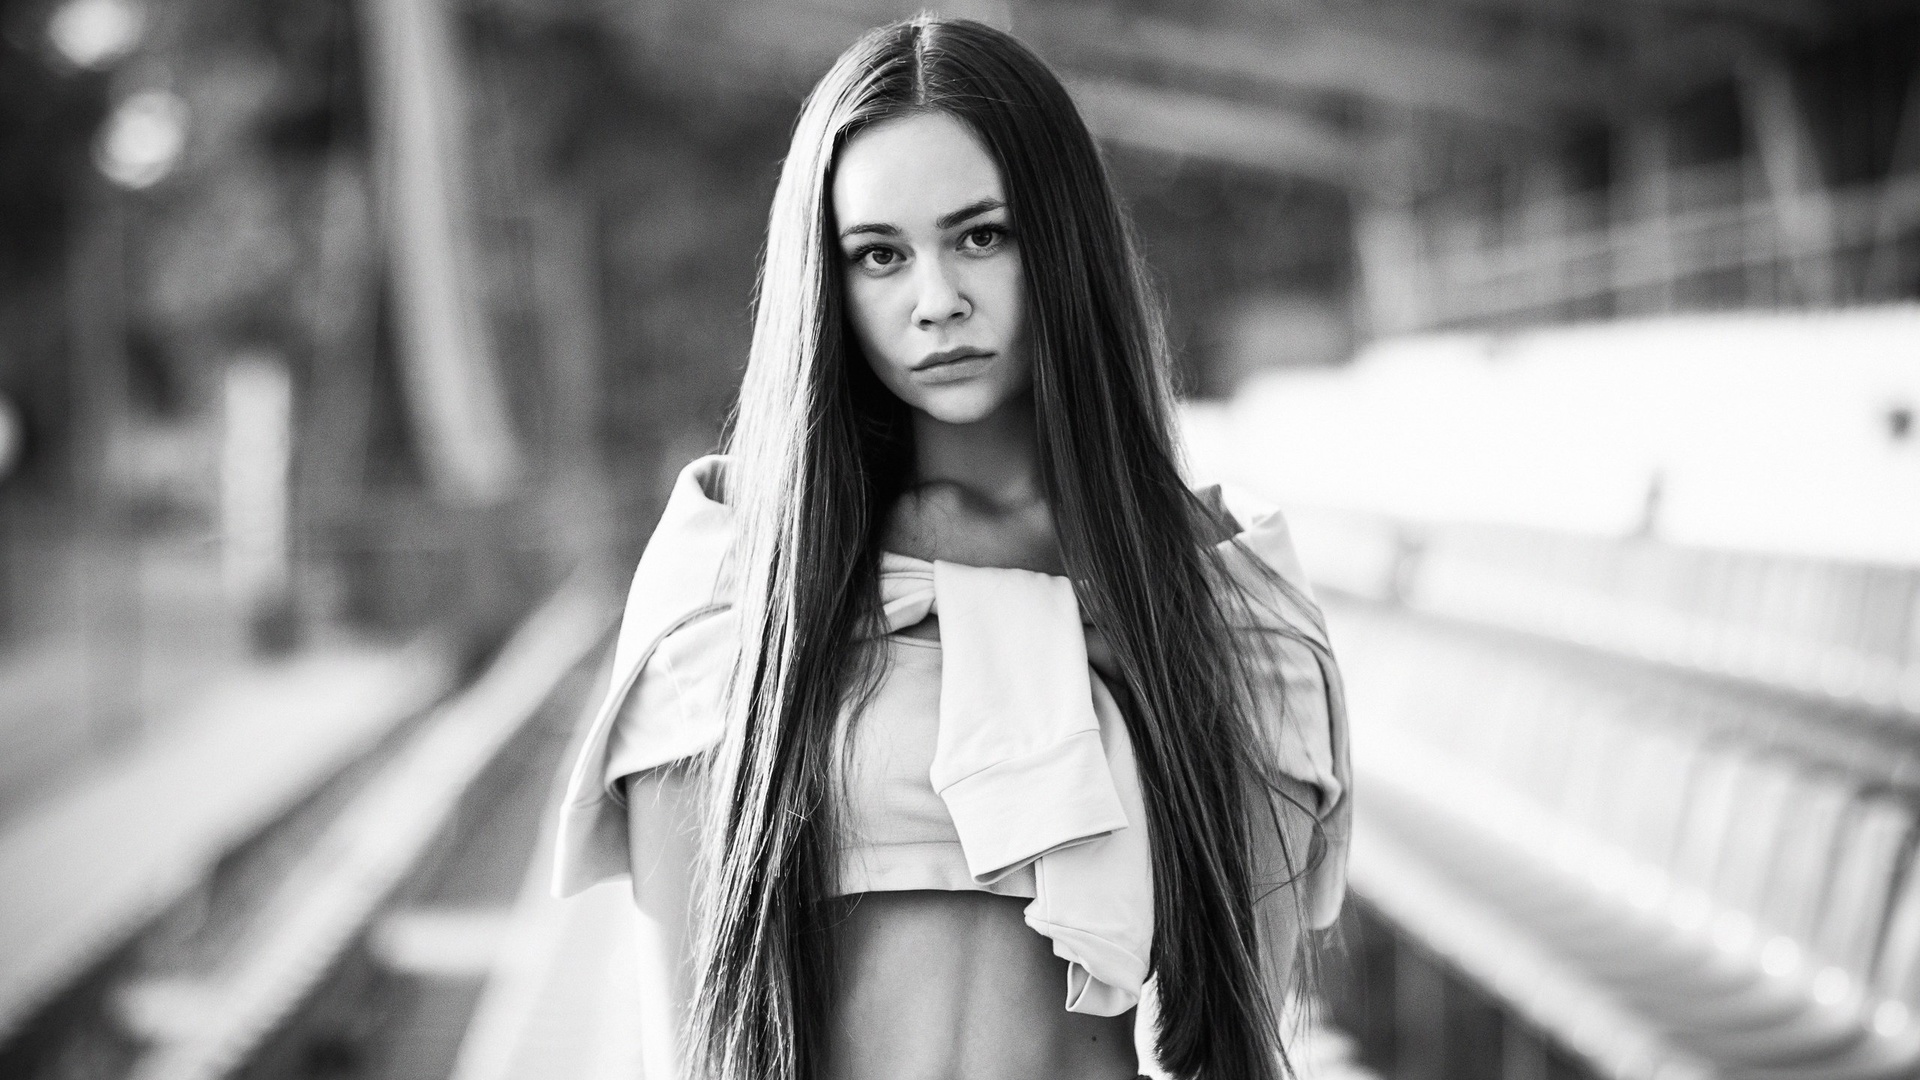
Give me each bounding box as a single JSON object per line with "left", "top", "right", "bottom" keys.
{"left": 847, "top": 279, "right": 893, "bottom": 368}
{"left": 888, "top": 284, "right": 925, "bottom": 374}
{"left": 853, "top": 281, "right": 919, "bottom": 392}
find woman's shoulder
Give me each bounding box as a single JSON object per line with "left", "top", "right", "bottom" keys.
{"left": 1189, "top": 481, "right": 1327, "bottom": 638}
{"left": 667, "top": 453, "right": 733, "bottom": 512}
{"left": 607, "top": 455, "right": 737, "bottom": 676}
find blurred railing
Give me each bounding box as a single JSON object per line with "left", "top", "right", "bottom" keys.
{"left": 0, "top": 476, "right": 566, "bottom": 828}
{"left": 1301, "top": 513, "right": 1920, "bottom": 722}
{"left": 0, "top": 579, "right": 609, "bottom": 1080}
{"left": 1399, "top": 169, "right": 1920, "bottom": 328}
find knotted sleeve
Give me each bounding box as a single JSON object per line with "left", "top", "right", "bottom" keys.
{"left": 929, "top": 561, "right": 1153, "bottom": 1016}
{"left": 928, "top": 561, "right": 1130, "bottom": 884}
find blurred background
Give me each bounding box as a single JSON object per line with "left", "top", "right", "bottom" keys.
{"left": 2, "top": 0, "right": 1918, "bottom": 1078}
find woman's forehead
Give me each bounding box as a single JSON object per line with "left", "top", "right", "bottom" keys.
{"left": 832, "top": 112, "right": 1005, "bottom": 233}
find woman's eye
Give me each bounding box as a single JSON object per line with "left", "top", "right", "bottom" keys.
{"left": 851, "top": 246, "right": 901, "bottom": 272}
{"left": 960, "top": 225, "right": 1007, "bottom": 252}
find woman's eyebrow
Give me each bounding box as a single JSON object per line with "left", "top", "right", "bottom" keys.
{"left": 936, "top": 197, "right": 1005, "bottom": 230}
{"left": 838, "top": 197, "right": 1007, "bottom": 240}
{"left": 839, "top": 220, "right": 899, "bottom": 239}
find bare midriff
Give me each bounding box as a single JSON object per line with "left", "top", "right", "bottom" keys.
{"left": 825, "top": 890, "right": 1139, "bottom": 1080}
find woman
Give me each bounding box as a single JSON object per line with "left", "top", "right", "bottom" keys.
{"left": 554, "top": 15, "right": 1350, "bottom": 1080}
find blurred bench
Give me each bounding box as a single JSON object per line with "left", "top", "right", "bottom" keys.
{"left": 1298, "top": 510, "right": 1920, "bottom": 1080}
{"left": 1306, "top": 514, "right": 1920, "bottom": 718}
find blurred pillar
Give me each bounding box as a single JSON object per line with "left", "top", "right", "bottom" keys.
{"left": 358, "top": 0, "right": 521, "bottom": 505}
{"left": 222, "top": 354, "right": 297, "bottom": 652}
{"left": 297, "top": 157, "right": 378, "bottom": 524}
{"left": 1736, "top": 51, "right": 1836, "bottom": 306}
{"left": 1613, "top": 113, "right": 1678, "bottom": 315}
{"left": 1515, "top": 154, "right": 1575, "bottom": 322}
{"left": 290, "top": 154, "right": 382, "bottom": 633}
{"left": 1354, "top": 204, "right": 1427, "bottom": 334}
{"left": 1354, "top": 130, "right": 1429, "bottom": 335}
{"left": 1865, "top": 56, "right": 1920, "bottom": 297}
{"left": 0, "top": 396, "right": 19, "bottom": 484}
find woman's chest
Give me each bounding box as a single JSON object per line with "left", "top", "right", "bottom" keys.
{"left": 837, "top": 639, "right": 956, "bottom": 848}
{"left": 881, "top": 489, "right": 1067, "bottom": 577}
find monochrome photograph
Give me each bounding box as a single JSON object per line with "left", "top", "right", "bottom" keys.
{"left": 1, "top": 1, "right": 1917, "bottom": 1079}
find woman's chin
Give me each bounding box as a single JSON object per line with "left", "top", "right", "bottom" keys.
{"left": 907, "top": 384, "right": 1028, "bottom": 427}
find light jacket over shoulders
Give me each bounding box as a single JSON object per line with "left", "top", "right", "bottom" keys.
{"left": 552, "top": 455, "right": 1352, "bottom": 1015}
{"left": 552, "top": 459, "right": 734, "bottom": 895}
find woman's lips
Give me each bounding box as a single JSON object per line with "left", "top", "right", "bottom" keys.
{"left": 910, "top": 349, "right": 994, "bottom": 383}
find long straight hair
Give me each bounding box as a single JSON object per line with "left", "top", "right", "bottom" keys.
{"left": 695, "top": 15, "right": 1317, "bottom": 1080}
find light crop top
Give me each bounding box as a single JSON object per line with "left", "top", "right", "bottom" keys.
{"left": 552, "top": 455, "right": 1352, "bottom": 1018}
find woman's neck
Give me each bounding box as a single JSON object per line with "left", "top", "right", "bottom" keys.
{"left": 910, "top": 394, "right": 1042, "bottom": 512}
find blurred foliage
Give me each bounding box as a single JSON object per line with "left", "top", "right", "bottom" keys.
{"left": 468, "top": 6, "right": 794, "bottom": 487}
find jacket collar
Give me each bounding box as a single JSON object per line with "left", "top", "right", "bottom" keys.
{"left": 629, "top": 454, "right": 1324, "bottom": 643}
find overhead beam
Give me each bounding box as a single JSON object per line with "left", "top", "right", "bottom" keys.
{"left": 1025, "top": 5, "right": 1623, "bottom": 129}
{"left": 585, "top": 1, "right": 1370, "bottom": 186}
{"left": 577, "top": 0, "right": 1847, "bottom": 139}
{"left": 1066, "top": 78, "right": 1359, "bottom": 186}
{"left": 1397, "top": 0, "right": 1832, "bottom": 34}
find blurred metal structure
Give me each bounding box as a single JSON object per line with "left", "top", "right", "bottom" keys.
{"left": 359, "top": 0, "right": 521, "bottom": 504}
{"left": 529, "top": 0, "right": 1920, "bottom": 361}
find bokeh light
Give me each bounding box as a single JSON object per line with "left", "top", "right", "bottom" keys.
{"left": 94, "top": 88, "right": 188, "bottom": 189}
{"left": 46, "top": 0, "right": 144, "bottom": 71}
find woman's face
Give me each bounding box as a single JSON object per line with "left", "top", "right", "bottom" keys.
{"left": 832, "top": 111, "right": 1031, "bottom": 426}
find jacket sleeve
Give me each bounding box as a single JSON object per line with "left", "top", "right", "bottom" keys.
{"left": 1233, "top": 619, "right": 1351, "bottom": 930}
{"left": 551, "top": 594, "right": 732, "bottom": 898}
{"left": 601, "top": 607, "right": 734, "bottom": 790}
{"left": 1210, "top": 491, "right": 1353, "bottom": 931}
{"left": 551, "top": 462, "right": 737, "bottom": 899}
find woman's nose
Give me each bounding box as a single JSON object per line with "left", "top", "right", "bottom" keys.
{"left": 911, "top": 258, "right": 970, "bottom": 328}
